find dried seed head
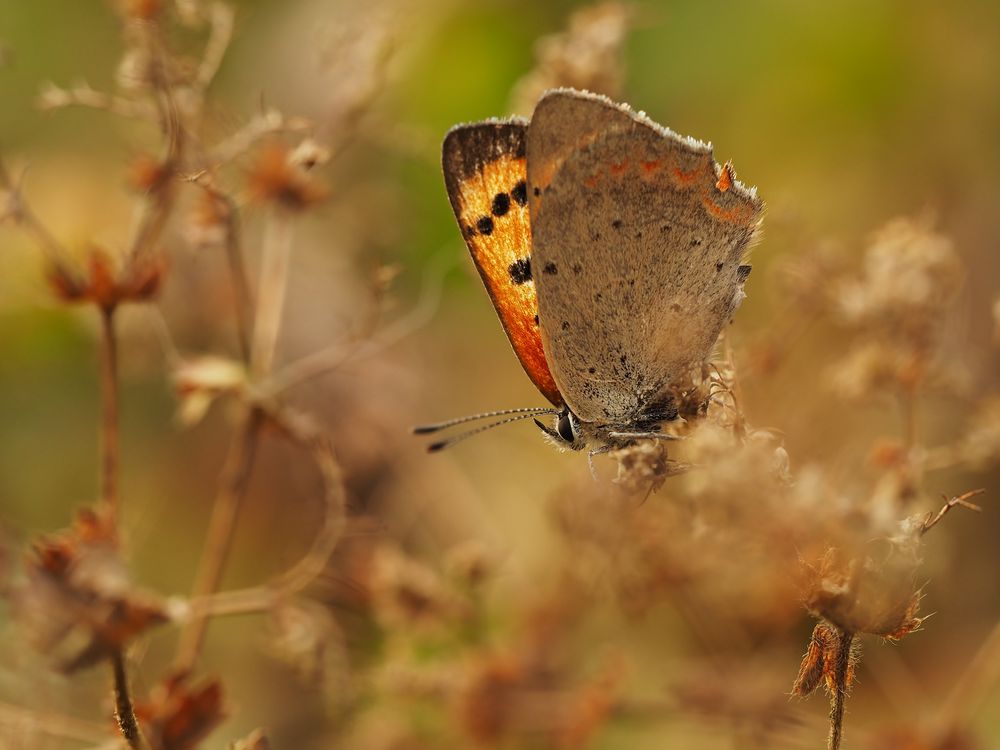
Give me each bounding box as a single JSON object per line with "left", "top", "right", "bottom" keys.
{"left": 510, "top": 2, "right": 634, "bottom": 114}
{"left": 127, "top": 153, "right": 173, "bottom": 194}
{"left": 9, "top": 506, "right": 168, "bottom": 672}
{"left": 134, "top": 676, "right": 226, "bottom": 750}
{"left": 246, "top": 141, "right": 328, "bottom": 210}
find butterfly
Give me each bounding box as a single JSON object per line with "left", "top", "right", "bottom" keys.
{"left": 415, "top": 88, "right": 763, "bottom": 466}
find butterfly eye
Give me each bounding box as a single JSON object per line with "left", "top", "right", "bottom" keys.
{"left": 557, "top": 413, "right": 576, "bottom": 443}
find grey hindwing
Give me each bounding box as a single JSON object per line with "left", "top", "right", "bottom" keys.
{"left": 528, "top": 103, "right": 761, "bottom": 424}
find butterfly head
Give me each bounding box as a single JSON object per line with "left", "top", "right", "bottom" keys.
{"left": 533, "top": 408, "right": 586, "bottom": 451}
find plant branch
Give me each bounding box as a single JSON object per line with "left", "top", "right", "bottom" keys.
{"left": 0, "top": 155, "right": 71, "bottom": 267}
{"left": 111, "top": 650, "right": 145, "bottom": 749}
{"left": 260, "top": 252, "right": 451, "bottom": 395}
{"left": 99, "top": 307, "right": 121, "bottom": 520}
{"left": 173, "top": 406, "right": 262, "bottom": 675}
{"left": 920, "top": 489, "right": 985, "bottom": 535}
{"left": 251, "top": 210, "right": 294, "bottom": 377}
{"left": 182, "top": 404, "right": 345, "bottom": 622}
{"left": 125, "top": 21, "right": 185, "bottom": 263}
{"left": 828, "top": 628, "right": 855, "bottom": 750}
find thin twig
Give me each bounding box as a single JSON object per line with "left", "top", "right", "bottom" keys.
{"left": 37, "top": 81, "right": 155, "bottom": 120}
{"left": 193, "top": 3, "right": 235, "bottom": 94}
{"left": 260, "top": 252, "right": 451, "bottom": 395}
{"left": 251, "top": 209, "right": 294, "bottom": 377}
{"left": 185, "top": 173, "right": 254, "bottom": 361}
{"left": 828, "top": 628, "right": 854, "bottom": 750}
{"left": 99, "top": 306, "right": 120, "bottom": 521}
{"left": 209, "top": 109, "right": 312, "bottom": 165}
{"left": 173, "top": 406, "right": 262, "bottom": 675}
{"left": 920, "top": 489, "right": 985, "bottom": 535}
{"left": 183, "top": 404, "right": 345, "bottom": 621}
{"left": 125, "top": 22, "right": 185, "bottom": 263}
{"left": 0, "top": 155, "right": 70, "bottom": 266}
{"left": 111, "top": 650, "right": 145, "bottom": 749}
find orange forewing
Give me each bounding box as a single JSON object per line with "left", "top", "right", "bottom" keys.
{"left": 443, "top": 121, "right": 563, "bottom": 406}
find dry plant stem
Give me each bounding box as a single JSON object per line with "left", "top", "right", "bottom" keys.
{"left": 99, "top": 307, "right": 120, "bottom": 520}
{"left": 0, "top": 156, "right": 70, "bottom": 266}
{"left": 126, "top": 21, "right": 184, "bottom": 262}
{"left": 920, "top": 488, "right": 985, "bottom": 534}
{"left": 222, "top": 198, "right": 254, "bottom": 362}
{"left": 828, "top": 628, "right": 854, "bottom": 750}
{"left": 184, "top": 406, "right": 345, "bottom": 621}
{"left": 261, "top": 252, "right": 451, "bottom": 395}
{"left": 173, "top": 407, "right": 262, "bottom": 674}
{"left": 185, "top": 175, "right": 254, "bottom": 360}
{"left": 251, "top": 210, "right": 294, "bottom": 377}
{"left": 37, "top": 82, "right": 156, "bottom": 120}
{"left": 110, "top": 650, "right": 144, "bottom": 749}
{"left": 192, "top": 3, "right": 235, "bottom": 97}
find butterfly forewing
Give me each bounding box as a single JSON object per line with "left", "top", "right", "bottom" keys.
{"left": 526, "top": 90, "right": 764, "bottom": 423}
{"left": 442, "top": 120, "right": 563, "bottom": 406}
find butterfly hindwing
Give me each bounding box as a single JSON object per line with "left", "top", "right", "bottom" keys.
{"left": 442, "top": 120, "right": 563, "bottom": 407}
{"left": 527, "top": 90, "right": 764, "bottom": 423}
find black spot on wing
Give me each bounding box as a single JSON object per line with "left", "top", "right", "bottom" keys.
{"left": 511, "top": 181, "right": 527, "bottom": 206}
{"left": 508, "top": 257, "right": 532, "bottom": 285}
{"left": 737, "top": 264, "right": 752, "bottom": 281}
{"left": 543, "top": 262, "right": 558, "bottom": 275}
{"left": 492, "top": 192, "right": 510, "bottom": 216}
{"left": 476, "top": 216, "right": 494, "bottom": 235}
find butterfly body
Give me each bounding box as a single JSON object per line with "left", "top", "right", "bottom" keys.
{"left": 426, "top": 89, "right": 763, "bottom": 457}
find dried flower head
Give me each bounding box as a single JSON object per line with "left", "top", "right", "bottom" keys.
{"left": 127, "top": 152, "right": 174, "bottom": 195}
{"left": 8, "top": 506, "right": 168, "bottom": 672}
{"left": 134, "top": 675, "right": 225, "bottom": 750}
{"left": 46, "top": 247, "right": 164, "bottom": 310}
{"left": 510, "top": 1, "right": 634, "bottom": 114}
{"left": 246, "top": 140, "right": 328, "bottom": 210}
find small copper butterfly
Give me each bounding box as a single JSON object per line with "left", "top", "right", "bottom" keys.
{"left": 416, "top": 89, "right": 763, "bottom": 465}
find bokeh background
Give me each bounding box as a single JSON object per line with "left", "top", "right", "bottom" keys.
{"left": 0, "top": 1, "right": 998, "bottom": 748}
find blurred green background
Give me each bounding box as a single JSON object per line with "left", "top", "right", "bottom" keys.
{"left": 1, "top": 1, "right": 998, "bottom": 748}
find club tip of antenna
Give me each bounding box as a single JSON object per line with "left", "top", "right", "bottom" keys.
{"left": 427, "top": 440, "right": 447, "bottom": 453}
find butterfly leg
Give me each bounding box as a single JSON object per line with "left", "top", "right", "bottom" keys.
{"left": 607, "top": 431, "right": 684, "bottom": 441}
{"left": 587, "top": 445, "right": 612, "bottom": 480}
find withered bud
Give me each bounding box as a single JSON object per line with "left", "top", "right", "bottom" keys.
{"left": 246, "top": 141, "right": 328, "bottom": 210}
{"left": 134, "top": 675, "right": 226, "bottom": 750}
{"left": 127, "top": 153, "right": 173, "bottom": 194}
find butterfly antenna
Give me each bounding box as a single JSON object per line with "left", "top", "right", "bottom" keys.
{"left": 424, "top": 412, "right": 550, "bottom": 452}
{"left": 413, "top": 407, "right": 558, "bottom": 435}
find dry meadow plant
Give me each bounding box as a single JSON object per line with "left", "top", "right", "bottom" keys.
{"left": 0, "top": 3, "right": 997, "bottom": 750}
